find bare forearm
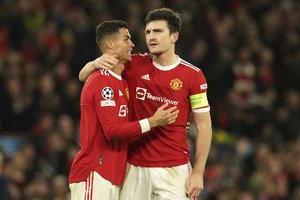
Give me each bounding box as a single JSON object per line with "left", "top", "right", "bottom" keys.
{"left": 191, "top": 111, "right": 212, "bottom": 174}
{"left": 79, "top": 55, "right": 119, "bottom": 81}
{"left": 193, "top": 124, "right": 212, "bottom": 174}
{"left": 186, "top": 111, "right": 212, "bottom": 198}
{"left": 79, "top": 61, "right": 96, "bottom": 82}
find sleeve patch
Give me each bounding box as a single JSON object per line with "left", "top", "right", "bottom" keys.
{"left": 200, "top": 83, "right": 207, "bottom": 90}
{"left": 101, "top": 87, "right": 114, "bottom": 100}
{"left": 100, "top": 100, "right": 116, "bottom": 107}
{"left": 190, "top": 92, "right": 209, "bottom": 109}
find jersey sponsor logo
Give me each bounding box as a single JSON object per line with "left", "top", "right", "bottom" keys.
{"left": 118, "top": 105, "right": 128, "bottom": 117}
{"left": 141, "top": 74, "right": 150, "bottom": 80}
{"left": 101, "top": 87, "right": 114, "bottom": 100}
{"left": 189, "top": 92, "right": 209, "bottom": 109}
{"left": 100, "top": 100, "right": 116, "bottom": 107}
{"left": 200, "top": 83, "right": 207, "bottom": 90}
{"left": 169, "top": 78, "right": 183, "bottom": 90}
{"left": 136, "top": 87, "right": 179, "bottom": 105}
{"left": 136, "top": 87, "right": 147, "bottom": 100}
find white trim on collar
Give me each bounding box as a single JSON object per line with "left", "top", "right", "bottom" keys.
{"left": 152, "top": 56, "right": 181, "bottom": 71}
{"left": 108, "top": 69, "right": 122, "bottom": 80}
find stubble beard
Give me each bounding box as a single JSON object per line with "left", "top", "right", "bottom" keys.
{"left": 149, "top": 49, "right": 163, "bottom": 57}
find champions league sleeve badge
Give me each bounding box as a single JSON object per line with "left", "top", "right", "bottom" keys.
{"left": 100, "top": 87, "right": 116, "bottom": 107}
{"left": 101, "top": 87, "right": 114, "bottom": 100}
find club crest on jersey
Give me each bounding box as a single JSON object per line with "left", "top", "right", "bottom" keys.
{"left": 169, "top": 78, "right": 183, "bottom": 90}
{"left": 125, "top": 88, "right": 130, "bottom": 99}
{"left": 101, "top": 87, "right": 114, "bottom": 100}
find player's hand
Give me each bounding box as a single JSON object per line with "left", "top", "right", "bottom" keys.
{"left": 185, "top": 171, "right": 204, "bottom": 199}
{"left": 148, "top": 104, "right": 179, "bottom": 128}
{"left": 186, "top": 121, "right": 191, "bottom": 134}
{"left": 93, "top": 54, "right": 118, "bottom": 69}
{"left": 79, "top": 54, "right": 119, "bottom": 82}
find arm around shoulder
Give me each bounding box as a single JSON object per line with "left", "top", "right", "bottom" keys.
{"left": 79, "top": 61, "right": 97, "bottom": 82}
{"left": 79, "top": 55, "right": 119, "bottom": 82}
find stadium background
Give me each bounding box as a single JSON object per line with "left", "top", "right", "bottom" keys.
{"left": 0, "top": 0, "right": 299, "bottom": 199}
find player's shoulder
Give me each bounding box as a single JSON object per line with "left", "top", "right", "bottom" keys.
{"left": 85, "top": 69, "right": 111, "bottom": 85}
{"left": 131, "top": 52, "right": 152, "bottom": 62}
{"left": 83, "top": 69, "right": 116, "bottom": 95}
{"left": 89, "top": 69, "right": 110, "bottom": 79}
{"left": 178, "top": 58, "right": 202, "bottom": 73}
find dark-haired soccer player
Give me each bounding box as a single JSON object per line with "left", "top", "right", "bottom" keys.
{"left": 69, "top": 20, "right": 179, "bottom": 200}
{"left": 79, "top": 8, "right": 212, "bottom": 200}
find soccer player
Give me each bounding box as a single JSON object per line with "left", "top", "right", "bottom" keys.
{"left": 69, "top": 20, "right": 179, "bottom": 200}
{"left": 79, "top": 8, "right": 212, "bottom": 200}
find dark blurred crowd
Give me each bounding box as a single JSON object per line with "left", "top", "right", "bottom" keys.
{"left": 0, "top": 0, "right": 299, "bottom": 199}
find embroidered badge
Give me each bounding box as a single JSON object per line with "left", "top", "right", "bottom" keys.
{"left": 125, "top": 88, "right": 130, "bottom": 99}
{"left": 170, "top": 78, "right": 183, "bottom": 90}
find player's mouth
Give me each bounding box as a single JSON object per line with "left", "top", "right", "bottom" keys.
{"left": 149, "top": 43, "right": 158, "bottom": 49}
{"left": 150, "top": 42, "right": 158, "bottom": 46}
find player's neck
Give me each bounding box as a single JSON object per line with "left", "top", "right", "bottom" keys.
{"left": 111, "top": 63, "right": 124, "bottom": 75}
{"left": 153, "top": 52, "right": 178, "bottom": 66}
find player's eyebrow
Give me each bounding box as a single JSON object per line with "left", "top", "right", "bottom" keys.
{"left": 145, "top": 28, "right": 163, "bottom": 34}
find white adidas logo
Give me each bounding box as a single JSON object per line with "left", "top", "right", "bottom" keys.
{"left": 119, "top": 90, "right": 123, "bottom": 96}
{"left": 141, "top": 74, "right": 150, "bottom": 80}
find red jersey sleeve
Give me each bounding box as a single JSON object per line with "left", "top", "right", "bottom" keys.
{"left": 84, "top": 72, "right": 143, "bottom": 141}
{"left": 189, "top": 70, "right": 210, "bottom": 111}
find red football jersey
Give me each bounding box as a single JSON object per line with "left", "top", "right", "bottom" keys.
{"left": 124, "top": 54, "right": 210, "bottom": 167}
{"left": 69, "top": 69, "right": 146, "bottom": 186}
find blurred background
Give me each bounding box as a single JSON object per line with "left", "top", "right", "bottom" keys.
{"left": 0, "top": 0, "right": 299, "bottom": 199}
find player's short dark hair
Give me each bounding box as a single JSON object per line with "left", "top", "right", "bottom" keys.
{"left": 95, "top": 20, "right": 128, "bottom": 51}
{"left": 145, "top": 8, "right": 182, "bottom": 34}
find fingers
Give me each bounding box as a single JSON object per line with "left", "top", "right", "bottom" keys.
{"left": 152, "top": 104, "right": 179, "bottom": 126}
{"left": 165, "top": 105, "right": 178, "bottom": 113}
{"left": 158, "top": 103, "right": 169, "bottom": 110}
{"left": 165, "top": 110, "right": 179, "bottom": 125}
{"left": 167, "top": 114, "right": 177, "bottom": 122}
{"left": 168, "top": 118, "right": 176, "bottom": 124}
{"left": 168, "top": 111, "right": 178, "bottom": 121}
{"left": 168, "top": 108, "right": 179, "bottom": 117}
{"left": 185, "top": 183, "right": 202, "bottom": 199}
{"left": 157, "top": 104, "right": 179, "bottom": 124}
{"left": 102, "top": 54, "right": 118, "bottom": 64}
{"left": 186, "top": 189, "right": 200, "bottom": 199}
{"left": 95, "top": 60, "right": 116, "bottom": 69}
{"left": 94, "top": 55, "right": 118, "bottom": 69}
{"left": 159, "top": 104, "right": 178, "bottom": 113}
{"left": 171, "top": 109, "right": 179, "bottom": 116}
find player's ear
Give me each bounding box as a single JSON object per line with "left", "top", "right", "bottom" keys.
{"left": 105, "top": 39, "right": 114, "bottom": 50}
{"left": 171, "top": 32, "right": 179, "bottom": 43}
